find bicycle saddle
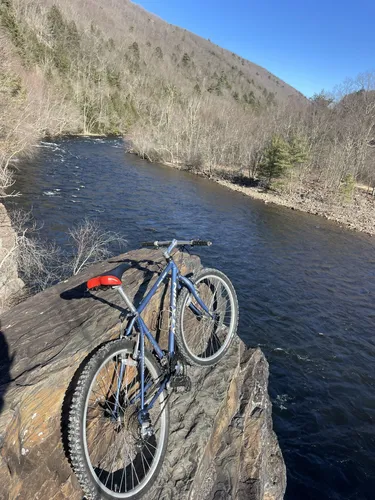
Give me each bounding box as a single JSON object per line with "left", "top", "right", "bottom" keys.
{"left": 87, "top": 262, "right": 129, "bottom": 290}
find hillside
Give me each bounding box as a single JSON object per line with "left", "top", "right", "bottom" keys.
{"left": 0, "top": 0, "right": 307, "bottom": 310}
{"left": 42, "top": 0, "right": 304, "bottom": 104}
{"left": 0, "top": 0, "right": 304, "bottom": 139}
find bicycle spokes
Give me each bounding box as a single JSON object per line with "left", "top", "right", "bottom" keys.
{"left": 181, "top": 275, "right": 235, "bottom": 360}
{"left": 84, "top": 350, "right": 167, "bottom": 495}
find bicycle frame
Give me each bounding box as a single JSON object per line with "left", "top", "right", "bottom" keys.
{"left": 112, "top": 259, "right": 211, "bottom": 422}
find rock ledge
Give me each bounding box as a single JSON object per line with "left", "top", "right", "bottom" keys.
{"left": 0, "top": 249, "right": 285, "bottom": 499}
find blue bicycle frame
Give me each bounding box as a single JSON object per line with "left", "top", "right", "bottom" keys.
{"left": 112, "top": 256, "right": 211, "bottom": 422}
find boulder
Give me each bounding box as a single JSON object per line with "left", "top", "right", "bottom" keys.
{"left": 0, "top": 249, "right": 285, "bottom": 499}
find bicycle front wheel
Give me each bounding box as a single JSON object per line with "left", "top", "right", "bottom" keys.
{"left": 68, "top": 339, "right": 169, "bottom": 499}
{"left": 175, "top": 268, "right": 239, "bottom": 367}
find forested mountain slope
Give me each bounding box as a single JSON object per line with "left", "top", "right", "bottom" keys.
{"left": 0, "top": 0, "right": 304, "bottom": 138}
{"left": 48, "top": 0, "right": 304, "bottom": 101}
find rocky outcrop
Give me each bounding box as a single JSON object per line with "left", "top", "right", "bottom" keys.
{"left": 0, "top": 203, "right": 23, "bottom": 314}
{"left": 0, "top": 249, "right": 285, "bottom": 499}
{"left": 152, "top": 346, "right": 286, "bottom": 500}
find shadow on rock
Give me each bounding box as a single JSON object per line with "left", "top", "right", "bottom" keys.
{"left": 60, "top": 282, "right": 124, "bottom": 314}
{"left": 0, "top": 323, "right": 14, "bottom": 415}
{"left": 60, "top": 258, "right": 162, "bottom": 313}
{"left": 60, "top": 341, "right": 108, "bottom": 464}
{"left": 107, "top": 258, "right": 160, "bottom": 305}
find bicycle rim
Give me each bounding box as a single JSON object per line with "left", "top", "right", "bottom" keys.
{"left": 181, "top": 273, "right": 236, "bottom": 362}
{"left": 82, "top": 348, "right": 167, "bottom": 498}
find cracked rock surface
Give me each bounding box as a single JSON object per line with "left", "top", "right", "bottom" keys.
{"left": 151, "top": 346, "right": 286, "bottom": 500}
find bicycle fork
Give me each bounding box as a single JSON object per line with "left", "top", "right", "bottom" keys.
{"left": 179, "top": 275, "right": 214, "bottom": 319}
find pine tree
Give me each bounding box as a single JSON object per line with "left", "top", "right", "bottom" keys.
{"left": 182, "top": 52, "right": 190, "bottom": 66}
{"left": 154, "top": 46, "right": 163, "bottom": 59}
{"left": 289, "top": 135, "right": 309, "bottom": 168}
{"left": 194, "top": 83, "right": 201, "bottom": 95}
{"left": 259, "top": 135, "right": 291, "bottom": 186}
{"left": 340, "top": 173, "right": 355, "bottom": 202}
{"left": 129, "top": 41, "right": 140, "bottom": 60}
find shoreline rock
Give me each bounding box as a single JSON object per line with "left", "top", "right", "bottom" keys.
{"left": 215, "top": 178, "right": 375, "bottom": 237}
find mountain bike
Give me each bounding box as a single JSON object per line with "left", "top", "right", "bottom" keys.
{"left": 67, "top": 239, "right": 238, "bottom": 499}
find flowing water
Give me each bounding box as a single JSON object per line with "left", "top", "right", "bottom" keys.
{"left": 6, "top": 137, "right": 375, "bottom": 499}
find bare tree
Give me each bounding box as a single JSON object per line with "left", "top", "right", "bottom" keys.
{"left": 8, "top": 211, "right": 128, "bottom": 297}
{"left": 68, "top": 218, "right": 127, "bottom": 275}
{"left": 9, "top": 209, "right": 62, "bottom": 293}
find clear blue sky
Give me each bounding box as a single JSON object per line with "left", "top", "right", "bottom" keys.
{"left": 134, "top": 0, "right": 375, "bottom": 97}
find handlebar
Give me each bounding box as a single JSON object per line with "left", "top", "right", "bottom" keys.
{"left": 141, "top": 239, "right": 212, "bottom": 248}
{"left": 190, "top": 239, "right": 212, "bottom": 246}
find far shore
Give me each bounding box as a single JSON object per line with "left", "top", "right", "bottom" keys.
{"left": 216, "top": 178, "right": 375, "bottom": 236}
{"left": 143, "top": 156, "right": 375, "bottom": 237}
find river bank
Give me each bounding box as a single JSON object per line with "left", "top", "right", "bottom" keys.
{"left": 216, "top": 178, "right": 375, "bottom": 236}
{"left": 30, "top": 136, "right": 375, "bottom": 238}
{"left": 136, "top": 155, "right": 375, "bottom": 237}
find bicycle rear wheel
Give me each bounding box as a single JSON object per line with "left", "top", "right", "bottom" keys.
{"left": 68, "top": 339, "right": 169, "bottom": 499}
{"left": 175, "top": 268, "right": 239, "bottom": 367}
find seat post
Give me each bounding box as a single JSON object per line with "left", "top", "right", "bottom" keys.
{"left": 116, "top": 286, "right": 137, "bottom": 314}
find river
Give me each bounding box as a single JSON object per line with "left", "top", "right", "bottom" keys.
{"left": 6, "top": 137, "right": 375, "bottom": 499}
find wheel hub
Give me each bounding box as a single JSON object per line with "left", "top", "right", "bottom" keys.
{"left": 122, "top": 405, "right": 140, "bottom": 436}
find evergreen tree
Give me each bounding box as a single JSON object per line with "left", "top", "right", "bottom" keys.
{"left": 130, "top": 42, "right": 139, "bottom": 58}
{"left": 182, "top": 52, "right": 190, "bottom": 66}
{"left": 66, "top": 20, "right": 80, "bottom": 52}
{"left": 289, "top": 135, "right": 309, "bottom": 168}
{"left": 310, "top": 90, "right": 333, "bottom": 109}
{"left": 194, "top": 83, "right": 201, "bottom": 95}
{"left": 259, "top": 135, "right": 291, "bottom": 186}
{"left": 340, "top": 173, "right": 356, "bottom": 202}
{"left": 0, "top": 0, "right": 25, "bottom": 54}
{"left": 47, "top": 5, "right": 65, "bottom": 40}
{"left": 154, "top": 46, "right": 163, "bottom": 59}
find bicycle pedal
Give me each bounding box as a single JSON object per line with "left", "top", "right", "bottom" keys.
{"left": 170, "top": 375, "right": 192, "bottom": 392}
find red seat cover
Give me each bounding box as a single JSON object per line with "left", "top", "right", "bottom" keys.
{"left": 87, "top": 275, "right": 122, "bottom": 289}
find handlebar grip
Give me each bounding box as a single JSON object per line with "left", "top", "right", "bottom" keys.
{"left": 141, "top": 241, "right": 157, "bottom": 247}
{"left": 191, "top": 240, "right": 212, "bottom": 246}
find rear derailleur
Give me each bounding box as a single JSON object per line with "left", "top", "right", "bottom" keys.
{"left": 138, "top": 411, "right": 154, "bottom": 440}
